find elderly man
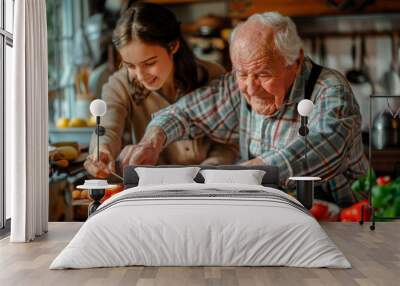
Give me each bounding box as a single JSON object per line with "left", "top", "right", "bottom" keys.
{"left": 120, "top": 12, "right": 368, "bottom": 207}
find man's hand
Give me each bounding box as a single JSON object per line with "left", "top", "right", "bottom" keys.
{"left": 84, "top": 147, "right": 115, "bottom": 178}
{"left": 118, "top": 127, "right": 166, "bottom": 170}
{"left": 239, "top": 157, "right": 265, "bottom": 166}
{"left": 118, "top": 143, "right": 159, "bottom": 168}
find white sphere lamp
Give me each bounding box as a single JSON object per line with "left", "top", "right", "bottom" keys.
{"left": 297, "top": 99, "right": 314, "bottom": 117}
{"left": 90, "top": 99, "right": 107, "bottom": 117}
{"left": 297, "top": 99, "right": 314, "bottom": 137}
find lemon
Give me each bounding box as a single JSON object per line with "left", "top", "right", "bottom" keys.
{"left": 87, "top": 115, "right": 97, "bottom": 127}
{"left": 68, "top": 117, "right": 88, "bottom": 128}
{"left": 56, "top": 117, "right": 70, "bottom": 128}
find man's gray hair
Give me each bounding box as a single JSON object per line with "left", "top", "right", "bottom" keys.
{"left": 231, "top": 12, "right": 303, "bottom": 66}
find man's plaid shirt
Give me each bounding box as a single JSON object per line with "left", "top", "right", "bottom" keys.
{"left": 148, "top": 57, "right": 369, "bottom": 207}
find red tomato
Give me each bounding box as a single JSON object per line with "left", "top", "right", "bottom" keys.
{"left": 100, "top": 193, "right": 112, "bottom": 203}
{"left": 111, "top": 184, "right": 124, "bottom": 194}
{"left": 100, "top": 184, "right": 124, "bottom": 203}
{"left": 104, "top": 189, "right": 113, "bottom": 197}
{"left": 339, "top": 200, "right": 371, "bottom": 222}
{"left": 376, "top": 176, "right": 391, "bottom": 186}
{"left": 310, "top": 202, "right": 329, "bottom": 220}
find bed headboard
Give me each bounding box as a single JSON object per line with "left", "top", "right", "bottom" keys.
{"left": 123, "top": 165, "right": 280, "bottom": 189}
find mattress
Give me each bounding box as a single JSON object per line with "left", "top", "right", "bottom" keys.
{"left": 50, "top": 183, "right": 351, "bottom": 269}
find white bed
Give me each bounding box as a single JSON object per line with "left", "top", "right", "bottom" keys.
{"left": 50, "top": 183, "right": 351, "bottom": 269}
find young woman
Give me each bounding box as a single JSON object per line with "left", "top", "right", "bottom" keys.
{"left": 84, "top": 2, "right": 237, "bottom": 178}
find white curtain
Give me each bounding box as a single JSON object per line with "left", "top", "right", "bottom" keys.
{"left": 7, "top": 0, "right": 48, "bottom": 242}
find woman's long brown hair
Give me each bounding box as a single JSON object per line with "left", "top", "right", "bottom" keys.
{"left": 112, "top": 2, "right": 200, "bottom": 93}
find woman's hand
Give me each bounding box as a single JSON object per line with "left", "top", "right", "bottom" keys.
{"left": 84, "top": 148, "right": 115, "bottom": 178}
{"left": 118, "top": 127, "right": 166, "bottom": 170}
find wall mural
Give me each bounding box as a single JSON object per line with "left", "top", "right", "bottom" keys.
{"left": 47, "top": 1, "right": 400, "bottom": 226}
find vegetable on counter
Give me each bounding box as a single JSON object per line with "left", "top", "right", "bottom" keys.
{"left": 351, "top": 168, "right": 375, "bottom": 201}
{"left": 310, "top": 169, "right": 399, "bottom": 221}
{"left": 309, "top": 200, "right": 340, "bottom": 221}
{"left": 376, "top": 176, "right": 391, "bottom": 186}
{"left": 310, "top": 202, "right": 329, "bottom": 220}
{"left": 100, "top": 184, "right": 124, "bottom": 203}
{"left": 350, "top": 168, "right": 400, "bottom": 219}
{"left": 339, "top": 199, "right": 371, "bottom": 222}
{"left": 372, "top": 176, "right": 400, "bottom": 218}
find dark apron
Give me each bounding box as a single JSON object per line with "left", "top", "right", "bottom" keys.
{"left": 305, "top": 63, "right": 336, "bottom": 203}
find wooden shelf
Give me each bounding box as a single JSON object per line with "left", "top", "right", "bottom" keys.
{"left": 229, "top": 0, "right": 400, "bottom": 18}
{"left": 145, "top": 0, "right": 222, "bottom": 4}
{"left": 366, "top": 148, "right": 400, "bottom": 176}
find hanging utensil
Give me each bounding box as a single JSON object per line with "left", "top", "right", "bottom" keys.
{"left": 382, "top": 32, "right": 400, "bottom": 96}
{"left": 319, "top": 36, "right": 327, "bottom": 66}
{"left": 348, "top": 35, "right": 374, "bottom": 132}
{"left": 311, "top": 36, "right": 318, "bottom": 63}
{"left": 372, "top": 110, "right": 400, "bottom": 149}
{"left": 352, "top": 36, "right": 370, "bottom": 84}
{"left": 373, "top": 34, "right": 400, "bottom": 148}
{"left": 380, "top": 33, "right": 400, "bottom": 123}
{"left": 346, "top": 36, "right": 362, "bottom": 84}
{"left": 359, "top": 36, "right": 370, "bottom": 82}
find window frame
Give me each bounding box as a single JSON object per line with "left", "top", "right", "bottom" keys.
{"left": 47, "top": 0, "right": 89, "bottom": 122}
{"left": 0, "top": 0, "right": 13, "bottom": 233}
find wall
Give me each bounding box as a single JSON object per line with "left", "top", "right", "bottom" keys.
{"left": 169, "top": 1, "right": 227, "bottom": 23}
{"left": 303, "top": 35, "right": 399, "bottom": 131}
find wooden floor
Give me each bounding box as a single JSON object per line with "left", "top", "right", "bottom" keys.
{"left": 0, "top": 222, "right": 399, "bottom": 286}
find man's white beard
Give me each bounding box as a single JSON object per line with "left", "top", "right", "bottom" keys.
{"left": 250, "top": 97, "right": 277, "bottom": 116}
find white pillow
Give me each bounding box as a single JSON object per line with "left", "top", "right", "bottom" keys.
{"left": 135, "top": 167, "right": 201, "bottom": 186}
{"left": 200, "top": 169, "right": 266, "bottom": 185}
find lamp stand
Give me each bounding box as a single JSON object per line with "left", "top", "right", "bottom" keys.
{"left": 290, "top": 115, "right": 321, "bottom": 210}
{"left": 296, "top": 180, "right": 314, "bottom": 209}
{"left": 88, "top": 188, "right": 105, "bottom": 216}
{"left": 87, "top": 116, "right": 107, "bottom": 215}
{"left": 95, "top": 116, "right": 106, "bottom": 161}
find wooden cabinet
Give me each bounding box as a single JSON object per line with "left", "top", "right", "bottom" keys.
{"left": 367, "top": 148, "right": 400, "bottom": 176}
{"left": 147, "top": 0, "right": 400, "bottom": 17}
{"left": 145, "top": 0, "right": 222, "bottom": 4}
{"left": 235, "top": 0, "right": 400, "bottom": 17}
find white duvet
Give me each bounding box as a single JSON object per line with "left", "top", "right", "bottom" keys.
{"left": 50, "top": 183, "right": 351, "bottom": 269}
